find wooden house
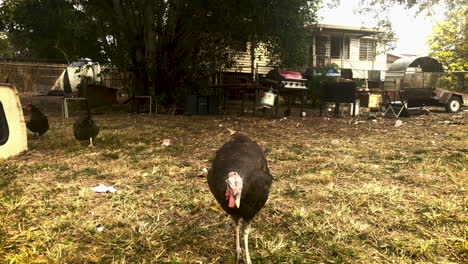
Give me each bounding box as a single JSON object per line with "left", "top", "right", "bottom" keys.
{"left": 310, "top": 24, "right": 388, "bottom": 80}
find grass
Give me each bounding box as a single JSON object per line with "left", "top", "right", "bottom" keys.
{"left": 0, "top": 110, "right": 467, "bottom": 263}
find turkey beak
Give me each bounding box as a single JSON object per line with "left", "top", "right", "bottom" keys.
{"left": 234, "top": 193, "right": 241, "bottom": 208}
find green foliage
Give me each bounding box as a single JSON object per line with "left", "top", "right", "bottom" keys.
{"left": 337, "top": 0, "right": 465, "bottom": 56}
{"left": 0, "top": 0, "right": 102, "bottom": 62}
{"left": 0, "top": 0, "right": 321, "bottom": 106}
{"left": 0, "top": 32, "right": 13, "bottom": 58}
{"left": 427, "top": 1, "right": 467, "bottom": 92}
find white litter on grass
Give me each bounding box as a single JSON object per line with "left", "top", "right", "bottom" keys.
{"left": 202, "top": 168, "right": 208, "bottom": 173}
{"left": 96, "top": 224, "right": 104, "bottom": 232}
{"left": 161, "top": 139, "right": 172, "bottom": 147}
{"left": 395, "top": 120, "right": 403, "bottom": 127}
{"left": 91, "top": 184, "right": 117, "bottom": 193}
{"left": 353, "top": 121, "right": 365, "bottom": 125}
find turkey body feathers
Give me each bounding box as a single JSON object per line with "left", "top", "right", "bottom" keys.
{"left": 73, "top": 113, "right": 99, "bottom": 141}
{"left": 26, "top": 106, "right": 49, "bottom": 136}
{"left": 208, "top": 134, "right": 272, "bottom": 221}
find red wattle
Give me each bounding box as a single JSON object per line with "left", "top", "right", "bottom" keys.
{"left": 228, "top": 194, "right": 235, "bottom": 208}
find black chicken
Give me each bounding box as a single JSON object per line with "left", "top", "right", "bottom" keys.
{"left": 208, "top": 133, "right": 273, "bottom": 264}
{"left": 25, "top": 103, "right": 49, "bottom": 137}
{"left": 73, "top": 108, "right": 99, "bottom": 148}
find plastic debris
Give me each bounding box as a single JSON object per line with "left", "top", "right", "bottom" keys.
{"left": 91, "top": 184, "right": 117, "bottom": 193}
{"left": 395, "top": 120, "right": 403, "bottom": 127}
{"left": 227, "top": 128, "right": 237, "bottom": 136}
{"left": 96, "top": 224, "right": 104, "bottom": 232}
{"left": 202, "top": 168, "right": 208, "bottom": 174}
{"left": 161, "top": 139, "right": 172, "bottom": 147}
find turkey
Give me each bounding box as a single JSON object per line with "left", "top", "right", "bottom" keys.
{"left": 208, "top": 133, "right": 273, "bottom": 264}
{"left": 73, "top": 105, "right": 99, "bottom": 148}
{"left": 24, "top": 103, "right": 49, "bottom": 137}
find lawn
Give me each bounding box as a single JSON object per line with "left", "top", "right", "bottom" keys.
{"left": 0, "top": 110, "right": 467, "bottom": 263}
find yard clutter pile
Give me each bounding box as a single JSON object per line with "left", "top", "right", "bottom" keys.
{"left": 49, "top": 59, "right": 101, "bottom": 96}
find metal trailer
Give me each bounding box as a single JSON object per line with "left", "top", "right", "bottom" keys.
{"left": 384, "top": 56, "right": 467, "bottom": 112}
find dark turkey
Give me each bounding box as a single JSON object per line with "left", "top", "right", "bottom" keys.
{"left": 25, "top": 103, "right": 49, "bottom": 136}
{"left": 73, "top": 110, "right": 99, "bottom": 148}
{"left": 208, "top": 133, "right": 272, "bottom": 264}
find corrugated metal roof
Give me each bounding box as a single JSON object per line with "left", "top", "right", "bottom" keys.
{"left": 388, "top": 56, "right": 443, "bottom": 72}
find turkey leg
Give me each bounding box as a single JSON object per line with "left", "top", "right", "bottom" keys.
{"left": 242, "top": 220, "right": 252, "bottom": 264}
{"left": 234, "top": 217, "right": 242, "bottom": 264}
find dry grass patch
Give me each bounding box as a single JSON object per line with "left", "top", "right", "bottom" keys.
{"left": 1, "top": 111, "right": 467, "bottom": 263}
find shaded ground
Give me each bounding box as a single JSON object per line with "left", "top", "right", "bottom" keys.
{"left": 1, "top": 109, "right": 467, "bottom": 263}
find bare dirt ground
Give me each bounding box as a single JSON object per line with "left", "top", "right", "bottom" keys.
{"left": 1, "top": 108, "right": 467, "bottom": 263}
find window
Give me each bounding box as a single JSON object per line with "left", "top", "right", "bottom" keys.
{"left": 0, "top": 102, "right": 9, "bottom": 146}
{"left": 359, "top": 39, "right": 375, "bottom": 61}
{"left": 316, "top": 36, "right": 328, "bottom": 56}
{"left": 330, "top": 36, "right": 350, "bottom": 59}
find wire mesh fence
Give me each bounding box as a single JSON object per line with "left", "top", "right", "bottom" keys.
{"left": 0, "top": 61, "right": 126, "bottom": 95}
{"left": 19, "top": 96, "right": 65, "bottom": 117}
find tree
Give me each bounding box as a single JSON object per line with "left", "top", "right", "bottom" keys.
{"left": 73, "top": 0, "right": 320, "bottom": 105}
{"left": 0, "top": 0, "right": 101, "bottom": 62}
{"left": 427, "top": 0, "right": 467, "bottom": 92}
{"left": 0, "top": 32, "right": 14, "bottom": 58}
{"left": 326, "top": 0, "right": 462, "bottom": 56}
{"left": 0, "top": 0, "right": 320, "bottom": 106}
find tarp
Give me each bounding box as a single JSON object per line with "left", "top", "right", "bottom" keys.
{"left": 49, "top": 59, "right": 101, "bottom": 95}
{"left": 0, "top": 83, "right": 28, "bottom": 158}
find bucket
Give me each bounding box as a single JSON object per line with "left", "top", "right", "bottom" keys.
{"left": 260, "top": 91, "right": 276, "bottom": 108}
{"left": 349, "top": 99, "right": 360, "bottom": 116}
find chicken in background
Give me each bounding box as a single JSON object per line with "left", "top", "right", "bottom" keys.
{"left": 73, "top": 105, "right": 99, "bottom": 148}
{"left": 24, "top": 103, "right": 49, "bottom": 137}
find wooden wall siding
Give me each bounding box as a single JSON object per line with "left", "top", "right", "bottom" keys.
{"left": 349, "top": 38, "right": 361, "bottom": 61}
{"left": 330, "top": 58, "right": 387, "bottom": 79}
{"left": 317, "top": 34, "right": 388, "bottom": 76}
{"left": 225, "top": 42, "right": 273, "bottom": 75}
